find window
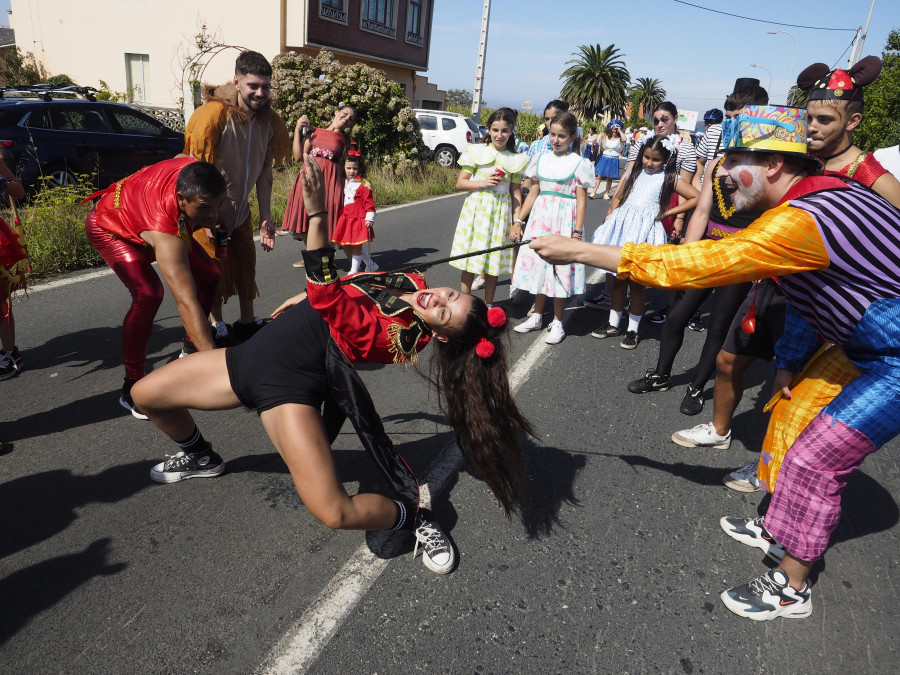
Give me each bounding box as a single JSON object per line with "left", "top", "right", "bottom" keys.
{"left": 361, "top": 0, "right": 396, "bottom": 38}
{"left": 23, "top": 110, "right": 50, "bottom": 128}
{"left": 111, "top": 109, "right": 164, "bottom": 137}
{"left": 417, "top": 114, "right": 436, "bottom": 131}
{"left": 51, "top": 108, "right": 111, "bottom": 133}
{"left": 441, "top": 118, "right": 456, "bottom": 131}
{"left": 406, "top": 0, "right": 423, "bottom": 46}
{"left": 320, "top": 0, "right": 347, "bottom": 23}
{"left": 125, "top": 53, "right": 151, "bottom": 103}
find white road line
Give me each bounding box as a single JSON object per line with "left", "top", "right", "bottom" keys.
{"left": 257, "top": 268, "right": 606, "bottom": 674}
{"left": 22, "top": 194, "right": 466, "bottom": 295}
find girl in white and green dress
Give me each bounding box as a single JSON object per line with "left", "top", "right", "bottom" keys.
{"left": 450, "top": 108, "right": 528, "bottom": 306}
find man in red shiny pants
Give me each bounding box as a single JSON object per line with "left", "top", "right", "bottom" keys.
{"left": 85, "top": 157, "right": 226, "bottom": 418}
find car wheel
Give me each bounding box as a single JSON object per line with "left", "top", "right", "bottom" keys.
{"left": 434, "top": 146, "right": 458, "bottom": 168}
{"left": 43, "top": 164, "right": 78, "bottom": 188}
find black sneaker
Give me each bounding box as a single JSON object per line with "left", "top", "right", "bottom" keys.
{"left": 119, "top": 378, "right": 149, "bottom": 420}
{"left": 212, "top": 321, "right": 234, "bottom": 348}
{"left": 627, "top": 369, "right": 670, "bottom": 393}
{"left": 584, "top": 293, "right": 612, "bottom": 310}
{"left": 232, "top": 317, "right": 268, "bottom": 342}
{"left": 680, "top": 385, "right": 704, "bottom": 415}
{"left": 0, "top": 347, "right": 23, "bottom": 381}
{"left": 648, "top": 306, "right": 668, "bottom": 324}
{"left": 179, "top": 336, "right": 198, "bottom": 359}
{"left": 720, "top": 569, "right": 811, "bottom": 621}
{"left": 620, "top": 330, "right": 639, "bottom": 349}
{"left": 591, "top": 322, "right": 621, "bottom": 339}
{"left": 150, "top": 448, "right": 225, "bottom": 483}
{"left": 688, "top": 311, "right": 705, "bottom": 332}
{"left": 413, "top": 509, "right": 456, "bottom": 575}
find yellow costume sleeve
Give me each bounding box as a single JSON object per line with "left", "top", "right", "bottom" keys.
{"left": 183, "top": 102, "right": 227, "bottom": 164}
{"left": 618, "top": 204, "right": 830, "bottom": 288}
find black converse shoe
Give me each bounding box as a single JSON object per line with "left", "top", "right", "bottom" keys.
{"left": 627, "top": 369, "right": 670, "bottom": 393}
{"left": 150, "top": 449, "right": 225, "bottom": 483}
{"left": 413, "top": 509, "right": 456, "bottom": 575}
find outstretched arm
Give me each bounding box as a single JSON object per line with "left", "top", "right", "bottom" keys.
{"left": 298, "top": 155, "right": 329, "bottom": 250}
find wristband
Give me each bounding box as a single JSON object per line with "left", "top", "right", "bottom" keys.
{"left": 307, "top": 210, "right": 327, "bottom": 220}
{"left": 573, "top": 230, "right": 583, "bottom": 235}
{"left": 514, "top": 218, "right": 525, "bottom": 225}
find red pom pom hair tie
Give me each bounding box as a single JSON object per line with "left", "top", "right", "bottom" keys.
{"left": 475, "top": 337, "right": 496, "bottom": 359}
{"left": 486, "top": 306, "right": 507, "bottom": 328}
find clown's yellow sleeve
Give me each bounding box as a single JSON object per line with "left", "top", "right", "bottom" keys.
{"left": 618, "top": 204, "right": 830, "bottom": 289}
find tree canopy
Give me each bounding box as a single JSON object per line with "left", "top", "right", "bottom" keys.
{"left": 560, "top": 44, "right": 630, "bottom": 119}
{"left": 855, "top": 28, "right": 900, "bottom": 152}
{"left": 630, "top": 77, "right": 667, "bottom": 120}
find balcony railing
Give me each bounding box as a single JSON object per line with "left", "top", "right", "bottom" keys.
{"left": 406, "top": 31, "right": 423, "bottom": 46}
{"left": 361, "top": 18, "right": 396, "bottom": 38}
{"left": 320, "top": 5, "right": 347, "bottom": 22}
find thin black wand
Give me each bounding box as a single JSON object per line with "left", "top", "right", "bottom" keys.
{"left": 392, "top": 239, "right": 532, "bottom": 274}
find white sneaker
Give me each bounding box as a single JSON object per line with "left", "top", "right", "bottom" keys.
{"left": 470, "top": 276, "right": 485, "bottom": 291}
{"left": 671, "top": 422, "right": 732, "bottom": 449}
{"left": 724, "top": 459, "right": 761, "bottom": 492}
{"left": 514, "top": 313, "right": 543, "bottom": 333}
{"left": 414, "top": 510, "right": 456, "bottom": 575}
{"left": 367, "top": 261, "right": 379, "bottom": 272}
{"left": 526, "top": 303, "right": 537, "bottom": 317}
{"left": 544, "top": 320, "right": 565, "bottom": 344}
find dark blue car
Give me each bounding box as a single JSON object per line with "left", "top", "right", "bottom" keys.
{"left": 0, "top": 98, "right": 184, "bottom": 193}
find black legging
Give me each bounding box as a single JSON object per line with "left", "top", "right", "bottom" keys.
{"left": 655, "top": 282, "right": 753, "bottom": 388}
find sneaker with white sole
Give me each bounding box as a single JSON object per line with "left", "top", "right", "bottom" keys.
{"left": 719, "top": 515, "right": 785, "bottom": 562}
{"left": 414, "top": 509, "right": 456, "bottom": 575}
{"left": 514, "top": 313, "right": 543, "bottom": 333}
{"left": 544, "top": 319, "right": 565, "bottom": 344}
{"left": 724, "top": 458, "right": 762, "bottom": 492}
{"left": 671, "top": 422, "right": 731, "bottom": 449}
{"left": 0, "top": 347, "right": 24, "bottom": 381}
{"left": 119, "top": 378, "right": 149, "bottom": 420}
{"left": 620, "top": 330, "right": 639, "bottom": 349}
{"left": 591, "top": 322, "right": 621, "bottom": 339}
{"left": 470, "top": 276, "right": 485, "bottom": 291}
{"left": 150, "top": 449, "right": 225, "bottom": 483}
{"left": 366, "top": 261, "right": 379, "bottom": 272}
{"left": 720, "top": 569, "right": 811, "bottom": 621}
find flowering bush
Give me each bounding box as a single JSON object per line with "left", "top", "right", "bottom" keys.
{"left": 271, "top": 50, "right": 428, "bottom": 173}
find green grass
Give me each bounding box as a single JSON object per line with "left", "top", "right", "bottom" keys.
{"left": 3, "top": 161, "right": 459, "bottom": 279}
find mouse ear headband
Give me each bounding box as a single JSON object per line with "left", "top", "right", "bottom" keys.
{"left": 798, "top": 56, "right": 882, "bottom": 104}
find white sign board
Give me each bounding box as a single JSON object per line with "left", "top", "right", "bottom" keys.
{"left": 677, "top": 109, "right": 698, "bottom": 131}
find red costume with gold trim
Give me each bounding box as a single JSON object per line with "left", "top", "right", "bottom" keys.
{"left": 332, "top": 179, "right": 376, "bottom": 247}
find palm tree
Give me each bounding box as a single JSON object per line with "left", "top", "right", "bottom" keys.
{"left": 787, "top": 84, "right": 809, "bottom": 108}
{"left": 629, "top": 77, "right": 666, "bottom": 118}
{"left": 560, "top": 44, "right": 630, "bottom": 119}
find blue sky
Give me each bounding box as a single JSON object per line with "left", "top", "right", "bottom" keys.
{"left": 2, "top": 1, "right": 897, "bottom": 117}
{"left": 427, "top": 0, "right": 900, "bottom": 114}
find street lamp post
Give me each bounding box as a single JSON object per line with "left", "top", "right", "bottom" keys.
{"left": 750, "top": 64, "right": 773, "bottom": 95}
{"left": 768, "top": 30, "right": 798, "bottom": 105}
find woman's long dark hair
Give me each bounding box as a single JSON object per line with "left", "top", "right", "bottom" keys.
{"left": 616, "top": 134, "right": 679, "bottom": 221}
{"left": 428, "top": 299, "right": 535, "bottom": 516}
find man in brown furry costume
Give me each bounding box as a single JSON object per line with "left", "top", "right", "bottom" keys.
{"left": 184, "top": 50, "right": 291, "bottom": 344}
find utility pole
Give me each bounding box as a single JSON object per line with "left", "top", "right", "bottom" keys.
{"left": 848, "top": 0, "right": 877, "bottom": 66}
{"left": 471, "top": 0, "right": 491, "bottom": 122}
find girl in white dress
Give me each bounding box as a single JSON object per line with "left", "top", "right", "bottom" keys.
{"left": 590, "top": 134, "right": 699, "bottom": 349}
{"left": 511, "top": 112, "right": 595, "bottom": 344}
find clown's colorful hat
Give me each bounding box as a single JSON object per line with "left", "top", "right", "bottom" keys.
{"left": 721, "top": 105, "right": 811, "bottom": 158}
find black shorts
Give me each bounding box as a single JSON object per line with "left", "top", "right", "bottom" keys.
{"left": 721, "top": 279, "right": 787, "bottom": 360}
{"left": 226, "top": 301, "right": 331, "bottom": 415}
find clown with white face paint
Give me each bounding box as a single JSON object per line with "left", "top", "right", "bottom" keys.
{"left": 528, "top": 104, "right": 900, "bottom": 622}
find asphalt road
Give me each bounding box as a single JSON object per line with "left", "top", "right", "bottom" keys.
{"left": 1, "top": 192, "right": 897, "bottom": 674}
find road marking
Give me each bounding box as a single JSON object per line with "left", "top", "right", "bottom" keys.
{"left": 22, "top": 194, "right": 466, "bottom": 295}
{"left": 257, "top": 268, "right": 605, "bottom": 674}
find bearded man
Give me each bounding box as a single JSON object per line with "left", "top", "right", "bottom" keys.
{"left": 183, "top": 50, "right": 291, "bottom": 345}
{"left": 529, "top": 105, "right": 900, "bottom": 621}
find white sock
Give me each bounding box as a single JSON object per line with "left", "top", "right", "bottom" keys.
{"left": 349, "top": 256, "right": 361, "bottom": 274}
{"left": 608, "top": 309, "right": 623, "bottom": 327}
{"left": 359, "top": 246, "right": 372, "bottom": 266}
{"left": 628, "top": 312, "right": 642, "bottom": 333}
